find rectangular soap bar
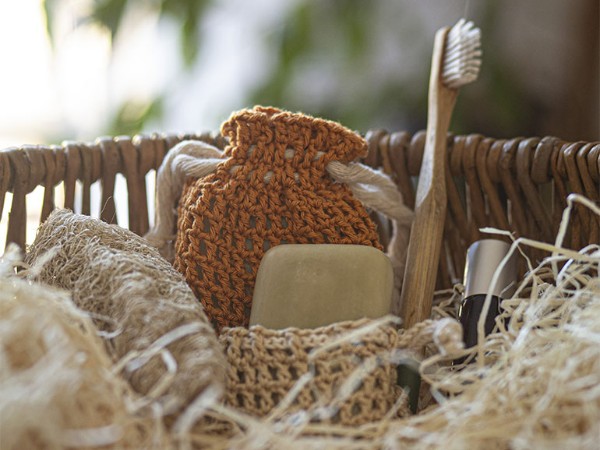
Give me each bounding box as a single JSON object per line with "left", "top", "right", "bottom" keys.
{"left": 249, "top": 244, "right": 394, "bottom": 329}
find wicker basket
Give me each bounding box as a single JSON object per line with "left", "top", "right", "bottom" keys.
{"left": 1, "top": 131, "right": 598, "bottom": 290}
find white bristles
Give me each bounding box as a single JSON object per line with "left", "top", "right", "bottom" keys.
{"left": 442, "top": 19, "right": 482, "bottom": 89}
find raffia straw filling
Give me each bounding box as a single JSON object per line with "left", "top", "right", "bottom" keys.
{"left": 2, "top": 194, "right": 598, "bottom": 449}
{"left": 0, "top": 245, "right": 170, "bottom": 449}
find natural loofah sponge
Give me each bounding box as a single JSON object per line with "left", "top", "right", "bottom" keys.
{"left": 175, "top": 106, "right": 382, "bottom": 332}
{"left": 25, "top": 209, "right": 226, "bottom": 415}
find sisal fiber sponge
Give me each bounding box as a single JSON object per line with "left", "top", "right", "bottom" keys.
{"left": 25, "top": 209, "right": 226, "bottom": 416}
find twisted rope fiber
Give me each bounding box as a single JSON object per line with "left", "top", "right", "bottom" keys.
{"left": 147, "top": 107, "right": 414, "bottom": 332}
{"left": 146, "top": 142, "right": 223, "bottom": 262}
{"left": 326, "top": 160, "right": 413, "bottom": 311}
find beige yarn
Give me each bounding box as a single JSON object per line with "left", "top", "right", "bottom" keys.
{"left": 25, "top": 209, "right": 226, "bottom": 415}
{"left": 0, "top": 246, "right": 170, "bottom": 450}
{"left": 218, "top": 317, "right": 462, "bottom": 426}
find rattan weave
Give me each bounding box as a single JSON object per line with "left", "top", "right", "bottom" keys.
{"left": 2, "top": 131, "right": 598, "bottom": 289}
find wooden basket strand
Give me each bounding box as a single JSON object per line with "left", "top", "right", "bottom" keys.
{"left": 1, "top": 130, "right": 598, "bottom": 289}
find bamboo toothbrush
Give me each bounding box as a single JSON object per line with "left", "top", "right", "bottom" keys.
{"left": 400, "top": 19, "right": 481, "bottom": 329}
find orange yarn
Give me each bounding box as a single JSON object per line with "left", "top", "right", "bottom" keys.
{"left": 175, "top": 107, "right": 382, "bottom": 332}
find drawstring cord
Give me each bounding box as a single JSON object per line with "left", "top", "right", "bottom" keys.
{"left": 145, "top": 140, "right": 414, "bottom": 309}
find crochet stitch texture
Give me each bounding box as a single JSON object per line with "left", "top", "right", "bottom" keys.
{"left": 219, "top": 318, "right": 409, "bottom": 425}
{"left": 175, "top": 107, "right": 382, "bottom": 332}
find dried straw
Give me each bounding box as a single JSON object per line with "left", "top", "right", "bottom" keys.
{"left": 187, "top": 194, "right": 600, "bottom": 449}
{"left": 0, "top": 245, "right": 170, "bottom": 449}
{"left": 5, "top": 195, "right": 599, "bottom": 449}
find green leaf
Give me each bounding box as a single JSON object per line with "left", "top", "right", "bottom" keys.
{"left": 159, "top": 0, "right": 212, "bottom": 68}
{"left": 42, "top": 0, "right": 58, "bottom": 46}
{"left": 337, "top": 0, "right": 369, "bottom": 59}
{"left": 181, "top": 14, "right": 199, "bottom": 68}
{"left": 109, "top": 97, "right": 165, "bottom": 136}
{"left": 89, "top": 0, "right": 129, "bottom": 41}
{"left": 250, "top": 1, "right": 313, "bottom": 106}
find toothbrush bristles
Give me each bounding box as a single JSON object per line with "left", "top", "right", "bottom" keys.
{"left": 442, "top": 19, "right": 482, "bottom": 89}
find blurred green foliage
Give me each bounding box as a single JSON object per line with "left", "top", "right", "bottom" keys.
{"left": 44, "top": 0, "right": 212, "bottom": 67}
{"left": 109, "top": 97, "right": 165, "bottom": 136}
{"left": 249, "top": 0, "right": 428, "bottom": 131}
{"left": 42, "top": 0, "right": 537, "bottom": 137}
{"left": 43, "top": 0, "right": 213, "bottom": 135}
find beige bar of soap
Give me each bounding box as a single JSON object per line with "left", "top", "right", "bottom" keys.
{"left": 250, "top": 244, "right": 394, "bottom": 329}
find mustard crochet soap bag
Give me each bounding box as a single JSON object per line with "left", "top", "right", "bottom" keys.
{"left": 174, "top": 107, "right": 382, "bottom": 332}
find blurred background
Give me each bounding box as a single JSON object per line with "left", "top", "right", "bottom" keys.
{"left": 0, "top": 0, "right": 598, "bottom": 149}
{"left": 0, "top": 0, "right": 598, "bottom": 247}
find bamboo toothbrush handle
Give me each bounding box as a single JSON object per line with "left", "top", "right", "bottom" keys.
{"left": 400, "top": 27, "right": 458, "bottom": 329}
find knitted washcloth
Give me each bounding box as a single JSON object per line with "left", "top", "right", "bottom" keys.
{"left": 175, "top": 107, "right": 382, "bottom": 332}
